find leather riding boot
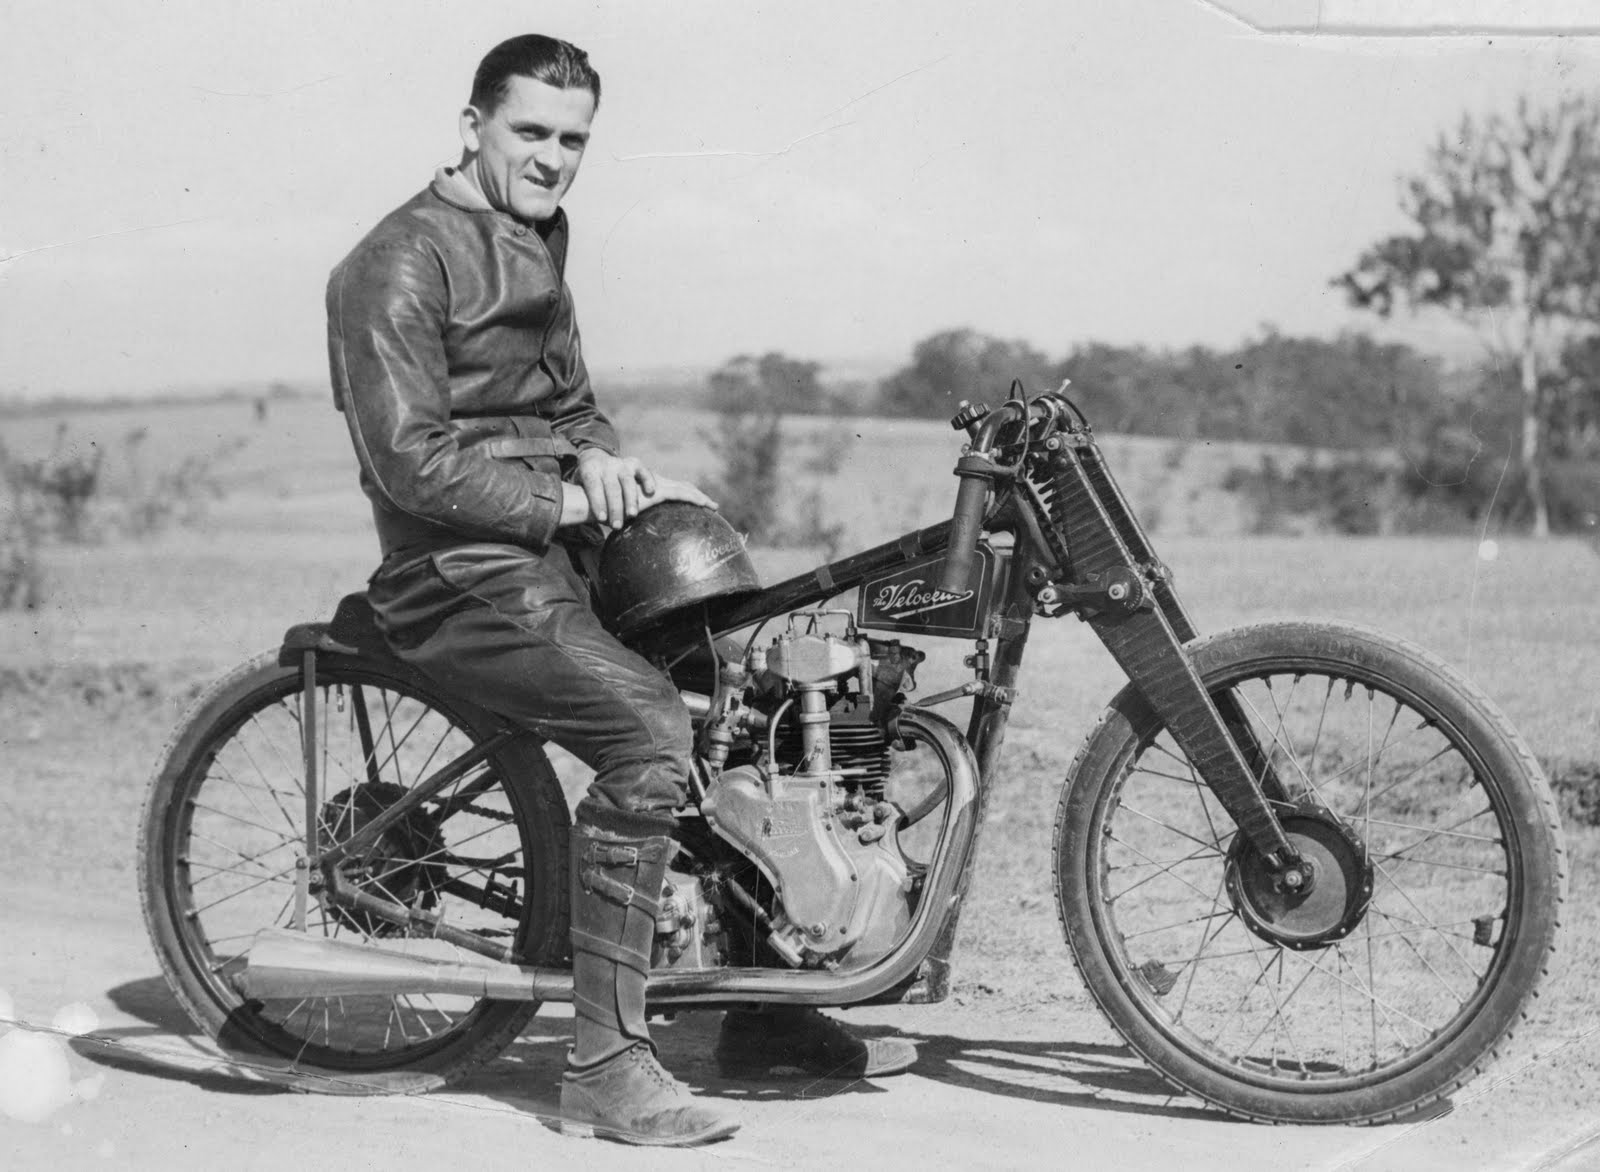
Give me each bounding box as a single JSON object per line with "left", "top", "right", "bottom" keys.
{"left": 561, "top": 806, "right": 738, "bottom": 1146}
{"left": 715, "top": 1004, "right": 918, "bottom": 1079}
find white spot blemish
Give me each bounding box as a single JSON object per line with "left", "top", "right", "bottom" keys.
{"left": 0, "top": 1029, "right": 74, "bottom": 1123}
{"left": 1478, "top": 539, "right": 1500, "bottom": 562}
{"left": 0, "top": 989, "right": 13, "bottom": 1022}
{"left": 74, "top": 1072, "right": 106, "bottom": 1102}
{"left": 52, "top": 1003, "right": 98, "bottom": 1037}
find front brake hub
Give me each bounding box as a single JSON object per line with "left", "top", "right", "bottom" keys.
{"left": 1224, "top": 803, "right": 1373, "bottom": 951}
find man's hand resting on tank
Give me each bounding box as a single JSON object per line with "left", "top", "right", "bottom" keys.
{"left": 561, "top": 449, "right": 718, "bottom": 527}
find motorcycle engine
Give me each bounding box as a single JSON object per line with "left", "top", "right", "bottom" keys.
{"left": 698, "top": 617, "right": 923, "bottom": 970}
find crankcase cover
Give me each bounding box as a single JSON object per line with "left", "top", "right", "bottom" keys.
{"left": 701, "top": 766, "right": 860, "bottom": 948}
{"left": 832, "top": 832, "right": 914, "bottom": 972}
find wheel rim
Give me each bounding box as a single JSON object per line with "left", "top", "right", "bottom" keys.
{"left": 1087, "top": 659, "right": 1523, "bottom": 1092}
{"left": 162, "top": 669, "right": 540, "bottom": 1070}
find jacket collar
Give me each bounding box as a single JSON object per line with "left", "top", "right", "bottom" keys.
{"left": 430, "top": 166, "right": 567, "bottom": 237}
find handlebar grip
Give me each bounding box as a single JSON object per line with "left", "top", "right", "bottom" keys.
{"left": 938, "top": 458, "right": 993, "bottom": 595}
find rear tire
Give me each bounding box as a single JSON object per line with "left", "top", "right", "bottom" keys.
{"left": 138, "top": 651, "right": 571, "bottom": 1089}
{"left": 1054, "top": 621, "right": 1565, "bottom": 1124}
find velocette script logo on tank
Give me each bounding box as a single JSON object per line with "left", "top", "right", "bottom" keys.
{"left": 856, "top": 545, "right": 1002, "bottom": 638}
{"left": 872, "top": 578, "right": 974, "bottom": 620}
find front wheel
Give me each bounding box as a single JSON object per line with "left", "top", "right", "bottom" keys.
{"left": 1054, "top": 621, "right": 1566, "bottom": 1124}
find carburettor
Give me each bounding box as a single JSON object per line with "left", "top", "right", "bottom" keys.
{"left": 698, "top": 613, "right": 915, "bottom": 969}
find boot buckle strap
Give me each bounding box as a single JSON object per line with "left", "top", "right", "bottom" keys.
{"left": 581, "top": 866, "right": 665, "bottom": 916}
{"left": 570, "top": 927, "right": 651, "bottom": 975}
{"left": 583, "top": 840, "right": 673, "bottom": 867}
{"left": 586, "top": 843, "right": 639, "bottom": 867}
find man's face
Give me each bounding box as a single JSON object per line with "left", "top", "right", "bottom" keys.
{"left": 460, "top": 76, "right": 596, "bottom": 223}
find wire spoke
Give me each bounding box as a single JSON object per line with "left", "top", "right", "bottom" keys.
{"left": 190, "top": 800, "right": 304, "bottom": 843}
{"left": 1105, "top": 831, "right": 1220, "bottom": 903}
{"left": 1121, "top": 907, "right": 1235, "bottom": 942}
{"left": 188, "top": 829, "right": 298, "bottom": 875}
{"left": 1369, "top": 858, "right": 1480, "bottom": 975}
{"left": 1116, "top": 802, "right": 1229, "bottom": 855}
{"left": 190, "top": 862, "right": 299, "bottom": 914}
{"left": 1107, "top": 839, "right": 1229, "bottom": 902}
{"left": 211, "top": 757, "right": 298, "bottom": 839}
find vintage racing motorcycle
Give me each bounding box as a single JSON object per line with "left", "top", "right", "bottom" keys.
{"left": 138, "top": 388, "right": 1566, "bottom": 1124}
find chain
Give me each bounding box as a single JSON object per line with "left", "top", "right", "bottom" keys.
{"left": 429, "top": 799, "right": 515, "bottom": 824}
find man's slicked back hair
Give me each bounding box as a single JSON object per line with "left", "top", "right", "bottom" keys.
{"left": 470, "top": 34, "right": 601, "bottom": 114}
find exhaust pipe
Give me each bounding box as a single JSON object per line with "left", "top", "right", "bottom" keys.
{"left": 237, "top": 929, "right": 574, "bottom": 1002}
{"left": 238, "top": 708, "right": 979, "bottom": 1009}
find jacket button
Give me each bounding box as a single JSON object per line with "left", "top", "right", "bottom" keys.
{"left": 514, "top": 226, "right": 528, "bottom": 236}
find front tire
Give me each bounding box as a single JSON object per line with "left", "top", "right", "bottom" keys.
{"left": 1054, "top": 621, "right": 1565, "bottom": 1124}
{"left": 138, "top": 651, "right": 571, "bottom": 1089}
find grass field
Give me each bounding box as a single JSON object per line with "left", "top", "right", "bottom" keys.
{"left": 2, "top": 395, "right": 1598, "bottom": 1132}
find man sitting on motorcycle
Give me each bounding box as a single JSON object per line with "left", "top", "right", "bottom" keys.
{"left": 324, "top": 32, "right": 916, "bottom": 1147}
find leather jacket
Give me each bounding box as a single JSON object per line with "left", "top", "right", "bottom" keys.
{"left": 326, "top": 168, "right": 620, "bottom": 558}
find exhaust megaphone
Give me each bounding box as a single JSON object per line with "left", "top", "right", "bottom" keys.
{"left": 236, "top": 929, "right": 574, "bottom": 1002}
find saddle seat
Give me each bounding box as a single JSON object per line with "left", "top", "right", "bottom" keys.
{"left": 276, "top": 592, "right": 397, "bottom": 667}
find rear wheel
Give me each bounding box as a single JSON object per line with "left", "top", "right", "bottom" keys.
{"left": 138, "top": 651, "right": 570, "bottom": 1088}
{"left": 1054, "top": 622, "right": 1565, "bottom": 1124}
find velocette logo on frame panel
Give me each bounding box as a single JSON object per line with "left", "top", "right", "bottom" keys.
{"left": 855, "top": 545, "right": 1003, "bottom": 638}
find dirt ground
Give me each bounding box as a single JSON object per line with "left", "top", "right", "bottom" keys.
{"left": 3, "top": 404, "right": 1600, "bottom": 1169}
{"left": 4, "top": 884, "right": 1600, "bottom": 1172}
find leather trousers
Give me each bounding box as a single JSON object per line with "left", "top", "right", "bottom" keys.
{"left": 365, "top": 540, "right": 691, "bottom": 818}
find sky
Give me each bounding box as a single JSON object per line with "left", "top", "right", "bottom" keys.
{"left": 2, "top": 0, "right": 1598, "bottom": 398}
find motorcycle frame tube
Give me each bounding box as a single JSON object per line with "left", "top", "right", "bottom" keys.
{"left": 292, "top": 519, "right": 1002, "bottom": 999}
{"left": 276, "top": 414, "right": 1293, "bottom": 996}
{"left": 261, "top": 708, "right": 978, "bottom": 1008}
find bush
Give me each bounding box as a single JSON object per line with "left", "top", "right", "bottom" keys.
{"left": 707, "top": 409, "right": 783, "bottom": 541}
{"left": 1544, "top": 758, "right": 1600, "bottom": 829}
{"left": 1223, "top": 455, "right": 1403, "bottom": 536}
{"left": 0, "top": 425, "right": 104, "bottom": 543}
{"left": 0, "top": 513, "right": 44, "bottom": 610}
{"left": 707, "top": 352, "right": 826, "bottom": 415}
{"left": 877, "top": 329, "right": 1055, "bottom": 419}
{"left": 780, "top": 488, "right": 846, "bottom": 560}
{"left": 0, "top": 423, "right": 251, "bottom": 610}
{"left": 704, "top": 407, "right": 853, "bottom": 554}
{"left": 1541, "top": 458, "right": 1600, "bottom": 534}
{"left": 0, "top": 434, "right": 77, "bottom": 610}
{"left": 119, "top": 428, "right": 247, "bottom": 538}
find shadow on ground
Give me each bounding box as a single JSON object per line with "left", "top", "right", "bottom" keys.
{"left": 77, "top": 975, "right": 1229, "bottom": 1125}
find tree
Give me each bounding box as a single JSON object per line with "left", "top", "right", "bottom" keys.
{"left": 707, "top": 352, "right": 825, "bottom": 415}
{"left": 876, "top": 328, "right": 1056, "bottom": 419}
{"left": 1335, "top": 95, "right": 1600, "bottom": 536}
{"left": 706, "top": 409, "right": 782, "bottom": 540}
{"left": 1054, "top": 330, "right": 1443, "bottom": 449}
{"left": 1552, "top": 332, "right": 1600, "bottom": 460}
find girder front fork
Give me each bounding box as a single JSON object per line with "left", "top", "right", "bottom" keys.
{"left": 1042, "top": 444, "right": 1306, "bottom": 881}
